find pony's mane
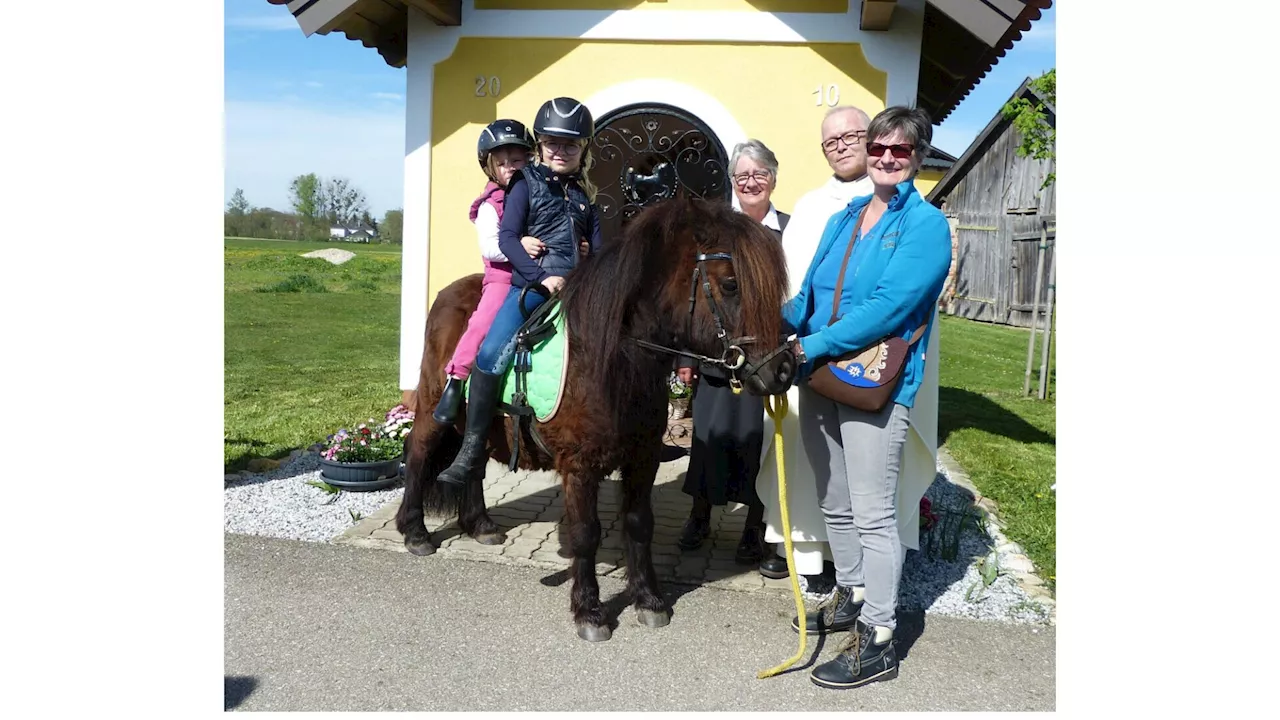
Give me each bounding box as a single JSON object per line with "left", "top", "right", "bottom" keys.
{"left": 560, "top": 198, "right": 787, "bottom": 423}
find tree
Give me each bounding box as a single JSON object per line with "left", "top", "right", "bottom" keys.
{"left": 289, "top": 173, "right": 322, "bottom": 237}
{"left": 380, "top": 208, "right": 403, "bottom": 244}
{"left": 225, "top": 188, "right": 252, "bottom": 237}
{"left": 1001, "top": 68, "right": 1055, "bottom": 190}
{"left": 319, "top": 176, "right": 369, "bottom": 227}
{"left": 227, "top": 188, "right": 251, "bottom": 217}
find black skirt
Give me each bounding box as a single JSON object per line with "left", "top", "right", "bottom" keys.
{"left": 681, "top": 366, "right": 765, "bottom": 508}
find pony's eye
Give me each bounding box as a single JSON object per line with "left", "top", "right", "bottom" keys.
{"left": 721, "top": 278, "right": 739, "bottom": 294}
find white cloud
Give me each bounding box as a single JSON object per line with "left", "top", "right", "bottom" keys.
{"left": 224, "top": 100, "right": 404, "bottom": 216}
{"left": 370, "top": 92, "right": 404, "bottom": 101}
{"left": 225, "top": 15, "right": 300, "bottom": 32}
{"left": 304, "top": 81, "right": 324, "bottom": 88}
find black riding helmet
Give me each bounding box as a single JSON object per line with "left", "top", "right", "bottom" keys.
{"left": 532, "top": 97, "right": 594, "bottom": 140}
{"left": 477, "top": 119, "right": 535, "bottom": 172}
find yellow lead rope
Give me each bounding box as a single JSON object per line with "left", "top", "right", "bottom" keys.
{"left": 757, "top": 392, "right": 807, "bottom": 679}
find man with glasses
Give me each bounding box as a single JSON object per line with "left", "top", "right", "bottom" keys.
{"left": 756, "top": 105, "right": 874, "bottom": 597}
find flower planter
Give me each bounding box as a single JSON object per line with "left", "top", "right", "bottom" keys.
{"left": 318, "top": 456, "right": 403, "bottom": 491}
{"left": 668, "top": 396, "right": 691, "bottom": 420}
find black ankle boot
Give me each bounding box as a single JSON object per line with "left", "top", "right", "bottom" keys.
{"left": 436, "top": 369, "right": 502, "bottom": 487}
{"left": 791, "top": 584, "right": 863, "bottom": 635}
{"left": 810, "top": 617, "right": 898, "bottom": 690}
{"left": 759, "top": 548, "right": 789, "bottom": 579}
{"left": 432, "top": 376, "right": 466, "bottom": 424}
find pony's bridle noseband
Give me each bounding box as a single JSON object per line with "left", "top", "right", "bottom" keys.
{"left": 633, "top": 251, "right": 795, "bottom": 392}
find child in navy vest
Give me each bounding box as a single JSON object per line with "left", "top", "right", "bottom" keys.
{"left": 437, "top": 97, "right": 602, "bottom": 488}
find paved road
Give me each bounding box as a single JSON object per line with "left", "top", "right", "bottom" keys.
{"left": 225, "top": 534, "right": 1055, "bottom": 711}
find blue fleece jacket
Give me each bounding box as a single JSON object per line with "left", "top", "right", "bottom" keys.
{"left": 783, "top": 179, "right": 951, "bottom": 408}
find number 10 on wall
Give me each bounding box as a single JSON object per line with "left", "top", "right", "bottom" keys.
{"left": 813, "top": 84, "right": 840, "bottom": 106}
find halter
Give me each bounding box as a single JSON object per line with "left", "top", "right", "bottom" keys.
{"left": 632, "top": 251, "right": 795, "bottom": 392}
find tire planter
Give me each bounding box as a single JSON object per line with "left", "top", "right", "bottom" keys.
{"left": 318, "top": 456, "right": 403, "bottom": 491}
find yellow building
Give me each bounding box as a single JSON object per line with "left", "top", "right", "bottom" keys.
{"left": 269, "top": 0, "right": 1052, "bottom": 395}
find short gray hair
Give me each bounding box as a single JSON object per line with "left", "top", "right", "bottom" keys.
{"left": 824, "top": 105, "right": 871, "bottom": 128}
{"left": 729, "top": 139, "right": 779, "bottom": 182}
{"left": 866, "top": 106, "right": 934, "bottom": 164}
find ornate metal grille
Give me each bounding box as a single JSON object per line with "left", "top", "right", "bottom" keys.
{"left": 589, "top": 103, "right": 731, "bottom": 242}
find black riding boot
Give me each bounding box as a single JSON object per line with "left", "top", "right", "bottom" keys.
{"left": 791, "top": 584, "right": 863, "bottom": 635}
{"left": 810, "top": 617, "right": 898, "bottom": 690}
{"left": 432, "top": 375, "right": 465, "bottom": 424}
{"left": 436, "top": 368, "right": 502, "bottom": 487}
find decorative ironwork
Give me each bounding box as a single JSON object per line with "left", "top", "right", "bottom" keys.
{"left": 590, "top": 103, "right": 730, "bottom": 242}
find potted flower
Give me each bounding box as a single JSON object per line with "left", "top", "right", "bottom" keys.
{"left": 318, "top": 406, "right": 414, "bottom": 491}
{"left": 668, "top": 372, "right": 692, "bottom": 420}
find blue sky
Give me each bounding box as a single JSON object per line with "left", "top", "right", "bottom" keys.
{"left": 224, "top": 0, "right": 1054, "bottom": 217}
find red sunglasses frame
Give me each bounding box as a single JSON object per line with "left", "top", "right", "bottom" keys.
{"left": 866, "top": 142, "right": 915, "bottom": 160}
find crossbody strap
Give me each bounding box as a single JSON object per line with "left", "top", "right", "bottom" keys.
{"left": 828, "top": 204, "right": 930, "bottom": 345}
{"left": 828, "top": 204, "right": 871, "bottom": 325}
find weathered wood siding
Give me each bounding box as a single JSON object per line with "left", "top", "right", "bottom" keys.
{"left": 937, "top": 115, "right": 1055, "bottom": 328}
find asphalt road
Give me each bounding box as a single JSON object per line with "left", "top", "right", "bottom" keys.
{"left": 225, "top": 534, "right": 1055, "bottom": 711}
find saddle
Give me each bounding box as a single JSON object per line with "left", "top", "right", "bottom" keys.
{"left": 495, "top": 291, "right": 570, "bottom": 471}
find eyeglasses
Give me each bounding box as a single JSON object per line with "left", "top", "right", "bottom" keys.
{"left": 541, "top": 140, "right": 582, "bottom": 156}
{"left": 867, "top": 142, "right": 915, "bottom": 160}
{"left": 732, "top": 170, "right": 772, "bottom": 186}
{"left": 821, "top": 130, "right": 866, "bottom": 153}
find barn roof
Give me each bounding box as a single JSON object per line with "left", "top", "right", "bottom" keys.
{"left": 924, "top": 74, "right": 1055, "bottom": 205}
{"left": 265, "top": 1, "right": 1052, "bottom": 124}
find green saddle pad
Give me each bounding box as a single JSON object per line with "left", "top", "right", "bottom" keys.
{"left": 494, "top": 310, "right": 568, "bottom": 423}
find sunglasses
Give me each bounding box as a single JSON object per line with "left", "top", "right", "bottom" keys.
{"left": 867, "top": 142, "right": 915, "bottom": 160}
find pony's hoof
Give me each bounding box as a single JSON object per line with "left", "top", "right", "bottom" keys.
{"left": 576, "top": 623, "right": 612, "bottom": 642}
{"left": 636, "top": 608, "right": 670, "bottom": 628}
{"left": 404, "top": 537, "right": 436, "bottom": 556}
{"left": 474, "top": 531, "right": 507, "bottom": 546}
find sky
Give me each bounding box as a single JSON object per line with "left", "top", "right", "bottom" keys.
{"left": 223, "top": 0, "right": 1055, "bottom": 218}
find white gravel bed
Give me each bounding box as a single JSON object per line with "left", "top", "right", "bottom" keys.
{"left": 897, "top": 465, "right": 1051, "bottom": 625}
{"left": 224, "top": 452, "right": 402, "bottom": 543}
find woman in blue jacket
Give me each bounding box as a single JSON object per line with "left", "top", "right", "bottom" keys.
{"left": 437, "top": 97, "right": 602, "bottom": 488}
{"left": 782, "top": 106, "right": 952, "bottom": 690}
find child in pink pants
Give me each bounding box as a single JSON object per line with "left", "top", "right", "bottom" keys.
{"left": 433, "top": 119, "right": 537, "bottom": 424}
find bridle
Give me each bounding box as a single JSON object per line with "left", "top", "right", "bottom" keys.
{"left": 631, "top": 251, "right": 796, "bottom": 392}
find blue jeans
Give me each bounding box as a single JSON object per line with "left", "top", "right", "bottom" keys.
{"left": 475, "top": 284, "right": 550, "bottom": 376}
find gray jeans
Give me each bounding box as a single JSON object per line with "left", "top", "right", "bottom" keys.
{"left": 798, "top": 384, "right": 910, "bottom": 630}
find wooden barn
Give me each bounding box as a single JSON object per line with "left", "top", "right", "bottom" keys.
{"left": 926, "top": 75, "right": 1055, "bottom": 328}
{"left": 266, "top": 0, "right": 1054, "bottom": 397}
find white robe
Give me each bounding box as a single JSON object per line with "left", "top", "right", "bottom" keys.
{"left": 756, "top": 175, "right": 941, "bottom": 574}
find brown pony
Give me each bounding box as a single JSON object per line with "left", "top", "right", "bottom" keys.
{"left": 395, "top": 197, "right": 795, "bottom": 642}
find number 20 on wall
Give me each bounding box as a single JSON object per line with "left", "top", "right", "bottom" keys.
{"left": 475, "top": 76, "right": 501, "bottom": 97}
{"left": 813, "top": 83, "right": 840, "bottom": 106}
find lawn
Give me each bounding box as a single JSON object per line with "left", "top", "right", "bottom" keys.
{"left": 224, "top": 237, "right": 405, "bottom": 472}
{"left": 224, "top": 238, "right": 1055, "bottom": 588}
{"left": 936, "top": 314, "right": 1056, "bottom": 589}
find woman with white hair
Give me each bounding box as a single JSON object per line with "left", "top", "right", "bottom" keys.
{"left": 674, "top": 139, "right": 788, "bottom": 565}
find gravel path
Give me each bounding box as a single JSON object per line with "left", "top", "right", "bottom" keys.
{"left": 224, "top": 453, "right": 404, "bottom": 543}
{"left": 224, "top": 453, "right": 1050, "bottom": 625}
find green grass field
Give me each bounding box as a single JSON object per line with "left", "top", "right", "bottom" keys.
{"left": 224, "top": 238, "right": 404, "bottom": 472}
{"left": 223, "top": 238, "right": 1055, "bottom": 588}
{"left": 936, "top": 314, "right": 1056, "bottom": 588}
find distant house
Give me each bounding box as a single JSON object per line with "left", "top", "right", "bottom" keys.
{"left": 927, "top": 76, "right": 1055, "bottom": 328}
{"left": 329, "top": 223, "right": 379, "bottom": 243}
